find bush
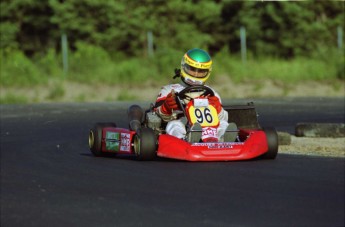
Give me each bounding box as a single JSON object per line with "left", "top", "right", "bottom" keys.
{"left": 153, "top": 48, "right": 184, "bottom": 81}
{"left": 46, "top": 82, "right": 65, "bottom": 101}
{"left": 0, "top": 49, "right": 46, "bottom": 87}
{"left": 68, "top": 42, "right": 168, "bottom": 85}
{"left": 34, "top": 48, "right": 63, "bottom": 78}
{"left": 68, "top": 42, "right": 113, "bottom": 83}
{"left": 212, "top": 47, "right": 342, "bottom": 83}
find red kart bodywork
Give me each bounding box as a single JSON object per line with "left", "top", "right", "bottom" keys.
{"left": 157, "top": 129, "right": 269, "bottom": 161}
{"left": 97, "top": 126, "right": 271, "bottom": 161}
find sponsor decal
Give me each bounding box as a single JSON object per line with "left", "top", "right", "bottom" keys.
{"left": 192, "top": 142, "right": 244, "bottom": 149}
{"left": 184, "top": 56, "right": 211, "bottom": 68}
{"left": 106, "top": 132, "right": 120, "bottom": 151}
{"left": 202, "top": 127, "right": 217, "bottom": 139}
{"left": 105, "top": 132, "right": 131, "bottom": 152}
{"left": 120, "top": 133, "right": 131, "bottom": 152}
{"left": 199, "top": 63, "right": 211, "bottom": 68}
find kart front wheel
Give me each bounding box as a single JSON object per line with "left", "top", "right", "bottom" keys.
{"left": 261, "top": 127, "right": 279, "bottom": 159}
{"left": 133, "top": 127, "right": 157, "bottom": 161}
{"left": 89, "top": 122, "right": 116, "bottom": 157}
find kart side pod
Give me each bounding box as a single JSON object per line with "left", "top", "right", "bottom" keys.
{"left": 89, "top": 122, "right": 136, "bottom": 156}
{"left": 89, "top": 122, "right": 158, "bottom": 161}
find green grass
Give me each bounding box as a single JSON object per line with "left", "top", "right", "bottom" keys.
{"left": 116, "top": 91, "right": 138, "bottom": 101}
{"left": 1, "top": 44, "right": 343, "bottom": 89}
{"left": 212, "top": 48, "right": 344, "bottom": 84}
{"left": 46, "top": 83, "right": 65, "bottom": 101}
{"left": 0, "top": 93, "right": 28, "bottom": 104}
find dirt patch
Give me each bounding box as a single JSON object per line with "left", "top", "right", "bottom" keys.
{"left": 279, "top": 136, "right": 345, "bottom": 158}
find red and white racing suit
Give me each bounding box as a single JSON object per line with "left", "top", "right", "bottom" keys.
{"left": 155, "top": 83, "right": 229, "bottom": 141}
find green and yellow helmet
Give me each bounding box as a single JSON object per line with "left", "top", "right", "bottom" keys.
{"left": 180, "top": 48, "right": 212, "bottom": 86}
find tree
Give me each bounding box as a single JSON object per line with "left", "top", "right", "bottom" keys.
{"left": 0, "top": 0, "right": 57, "bottom": 56}
{"left": 0, "top": 0, "right": 343, "bottom": 59}
{"left": 219, "top": 1, "right": 344, "bottom": 58}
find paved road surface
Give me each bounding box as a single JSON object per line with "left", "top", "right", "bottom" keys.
{"left": 1, "top": 97, "right": 344, "bottom": 227}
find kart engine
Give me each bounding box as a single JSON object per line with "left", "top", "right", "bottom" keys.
{"left": 146, "top": 111, "right": 162, "bottom": 132}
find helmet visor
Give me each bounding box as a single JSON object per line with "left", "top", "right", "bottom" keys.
{"left": 183, "top": 64, "right": 209, "bottom": 78}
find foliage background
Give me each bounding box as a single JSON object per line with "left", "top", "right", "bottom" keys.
{"left": 0, "top": 0, "right": 344, "bottom": 99}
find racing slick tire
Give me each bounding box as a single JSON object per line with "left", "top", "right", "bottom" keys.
{"left": 89, "top": 122, "right": 117, "bottom": 157}
{"left": 134, "top": 127, "right": 157, "bottom": 161}
{"left": 261, "top": 127, "right": 279, "bottom": 159}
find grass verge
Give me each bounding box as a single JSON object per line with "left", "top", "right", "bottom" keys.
{"left": 0, "top": 44, "right": 344, "bottom": 104}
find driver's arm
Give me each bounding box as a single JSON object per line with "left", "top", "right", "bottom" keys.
{"left": 155, "top": 87, "right": 179, "bottom": 122}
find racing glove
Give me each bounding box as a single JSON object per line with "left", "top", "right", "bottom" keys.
{"left": 208, "top": 96, "right": 222, "bottom": 113}
{"left": 160, "top": 92, "right": 179, "bottom": 114}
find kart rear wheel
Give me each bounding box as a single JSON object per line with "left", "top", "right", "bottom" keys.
{"left": 89, "top": 122, "right": 116, "bottom": 157}
{"left": 134, "top": 127, "right": 157, "bottom": 161}
{"left": 261, "top": 127, "right": 279, "bottom": 159}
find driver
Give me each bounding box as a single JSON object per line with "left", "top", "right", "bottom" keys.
{"left": 154, "top": 48, "right": 230, "bottom": 142}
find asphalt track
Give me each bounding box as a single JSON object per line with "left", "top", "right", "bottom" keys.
{"left": 1, "top": 97, "right": 344, "bottom": 227}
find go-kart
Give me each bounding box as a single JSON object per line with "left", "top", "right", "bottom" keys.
{"left": 88, "top": 85, "right": 278, "bottom": 161}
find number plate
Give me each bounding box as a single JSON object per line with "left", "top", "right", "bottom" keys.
{"left": 188, "top": 105, "right": 219, "bottom": 127}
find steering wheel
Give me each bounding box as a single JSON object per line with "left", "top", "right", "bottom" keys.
{"left": 176, "top": 85, "right": 215, "bottom": 100}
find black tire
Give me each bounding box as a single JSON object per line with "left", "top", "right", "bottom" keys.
{"left": 261, "top": 127, "right": 279, "bottom": 159}
{"left": 89, "top": 122, "right": 116, "bottom": 157}
{"left": 133, "top": 127, "right": 157, "bottom": 161}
